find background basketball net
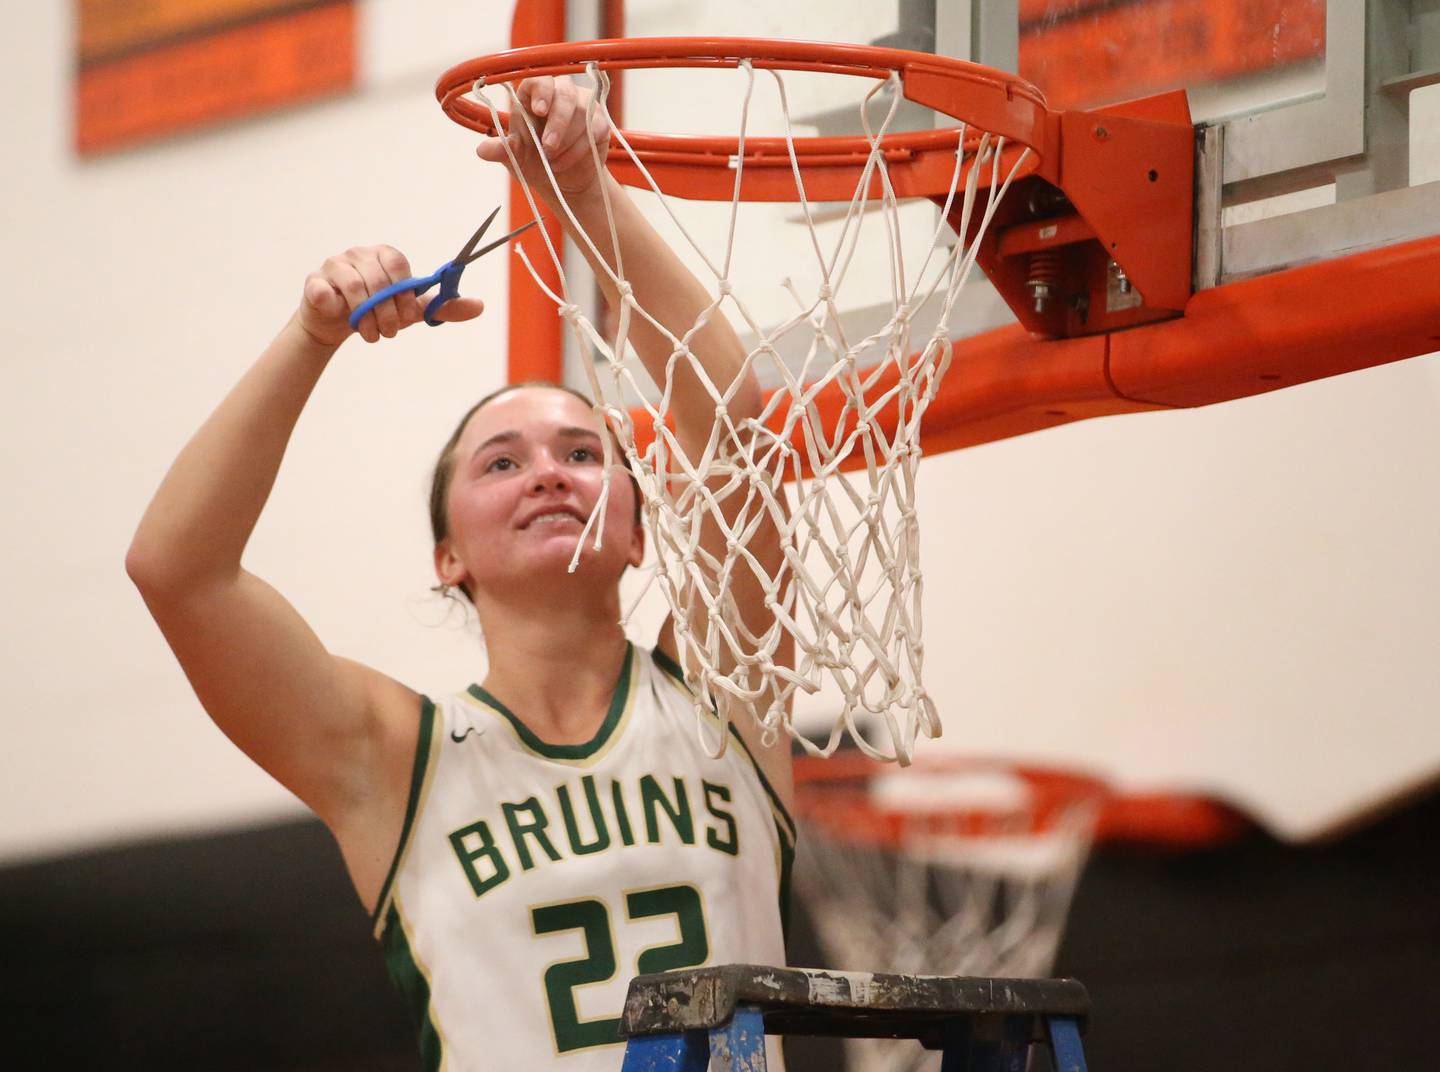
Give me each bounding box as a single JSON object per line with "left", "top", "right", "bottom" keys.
{"left": 793, "top": 756, "right": 1104, "bottom": 1072}
{"left": 478, "top": 58, "right": 1029, "bottom": 764}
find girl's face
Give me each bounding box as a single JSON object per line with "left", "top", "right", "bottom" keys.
{"left": 434, "top": 387, "right": 643, "bottom": 601}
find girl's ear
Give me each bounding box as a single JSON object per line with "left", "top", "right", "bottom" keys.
{"left": 434, "top": 539, "right": 471, "bottom": 589}
{"left": 628, "top": 520, "right": 646, "bottom": 568}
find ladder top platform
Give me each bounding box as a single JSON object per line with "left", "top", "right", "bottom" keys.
{"left": 622, "top": 965, "right": 1091, "bottom": 1043}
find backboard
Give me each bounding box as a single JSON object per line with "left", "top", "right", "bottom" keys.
{"left": 489, "top": 0, "right": 1440, "bottom": 842}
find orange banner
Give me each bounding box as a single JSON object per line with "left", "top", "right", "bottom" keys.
{"left": 1019, "top": 0, "right": 1325, "bottom": 110}
{"left": 76, "top": 2, "right": 354, "bottom": 156}
{"left": 77, "top": 0, "right": 326, "bottom": 64}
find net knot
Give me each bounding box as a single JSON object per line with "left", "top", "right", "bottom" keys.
{"left": 559, "top": 302, "right": 581, "bottom": 321}
{"left": 717, "top": 279, "right": 734, "bottom": 297}
{"left": 816, "top": 283, "right": 834, "bottom": 302}
{"left": 616, "top": 281, "right": 634, "bottom": 301}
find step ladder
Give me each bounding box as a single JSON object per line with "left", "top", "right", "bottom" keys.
{"left": 620, "top": 964, "right": 1089, "bottom": 1072}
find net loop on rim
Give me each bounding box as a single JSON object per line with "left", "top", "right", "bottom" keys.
{"left": 456, "top": 39, "right": 1040, "bottom": 764}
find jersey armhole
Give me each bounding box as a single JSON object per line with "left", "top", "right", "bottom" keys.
{"left": 371, "top": 694, "right": 440, "bottom": 936}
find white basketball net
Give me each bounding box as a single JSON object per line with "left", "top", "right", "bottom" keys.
{"left": 474, "top": 59, "right": 1030, "bottom": 763}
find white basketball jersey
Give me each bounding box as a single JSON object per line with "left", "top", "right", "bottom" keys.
{"left": 371, "top": 643, "right": 795, "bottom": 1071}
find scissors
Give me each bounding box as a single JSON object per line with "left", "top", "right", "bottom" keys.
{"left": 348, "top": 207, "right": 538, "bottom": 330}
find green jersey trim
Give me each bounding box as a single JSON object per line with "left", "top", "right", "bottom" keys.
{"left": 371, "top": 695, "right": 439, "bottom": 934}
{"left": 466, "top": 643, "right": 637, "bottom": 764}
{"left": 722, "top": 723, "right": 798, "bottom": 941}
{"left": 380, "top": 899, "right": 445, "bottom": 1071}
{"left": 650, "top": 647, "right": 797, "bottom": 938}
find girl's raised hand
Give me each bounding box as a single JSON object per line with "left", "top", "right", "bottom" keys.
{"left": 475, "top": 76, "right": 612, "bottom": 197}
{"left": 298, "top": 245, "right": 484, "bottom": 347}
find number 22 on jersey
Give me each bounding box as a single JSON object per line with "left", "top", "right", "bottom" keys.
{"left": 531, "top": 883, "right": 710, "bottom": 1053}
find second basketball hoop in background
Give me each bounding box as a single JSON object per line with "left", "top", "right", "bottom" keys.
{"left": 793, "top": 753, "right": 1105, "bottom": 1072}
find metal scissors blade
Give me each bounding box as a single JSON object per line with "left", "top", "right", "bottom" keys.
{"left": 458, "top": 217, "right": 541, "bottom": 265}
{"left": 453, "top": 206, "right": 503, "bottom": 263}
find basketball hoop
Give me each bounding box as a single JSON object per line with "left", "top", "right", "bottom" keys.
{"left": 432, "top": 39, "right": 1129, "bottom": 764}
{"left": 437, "top": 38, "right": 1051, "bottom": 201}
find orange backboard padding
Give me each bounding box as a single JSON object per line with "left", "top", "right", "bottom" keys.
{"left": 627, "top": 327, "right": 1167, "bottom": 473}
{"left": 1109, "top": 235, "right": 1440, "bottom": 408}
{"left": 623, "top": 235, "right": 1440, "bottom": 463}
{"left": 75, "top": 2, "right": 354, "bottom": 156}
{"left": 917, "top": 328, "right": 1165, "bottom": 457}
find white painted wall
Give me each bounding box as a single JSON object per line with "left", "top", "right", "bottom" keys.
{"left": 1, "top": 1, "right": 521, "bottom": 863}
{"left": 3, "top": 3, "right": 1439, "bottom": 866}
{"left": 906, "top": 359, "right": 1440, "bottom": 841}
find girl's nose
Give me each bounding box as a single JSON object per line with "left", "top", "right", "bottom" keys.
{"left": 529, "top": 451, "right": 570, "bottom": 492}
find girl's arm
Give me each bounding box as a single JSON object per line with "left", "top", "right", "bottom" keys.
{"left": 125, "top": 248, "right": 482, "bottom": 834}
{"left": 481, "top": 79, "right": 793, "bottom": 801}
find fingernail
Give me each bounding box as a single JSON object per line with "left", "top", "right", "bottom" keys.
{"left": 534, "top": 99, "right": 548, "bottom": 115}
{"left": 544, "top": 131, "right": 559, "bottom": 148}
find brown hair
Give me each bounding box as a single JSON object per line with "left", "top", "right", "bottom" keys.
{"left": 428, "top": 381, "right": 642, "bottom": 599}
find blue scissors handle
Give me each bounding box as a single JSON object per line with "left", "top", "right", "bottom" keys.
{"left": 345, "top": 210, "right": 538, "bottom": 333}
{"left": 348, "top": 261, "right": 462, "bottom": 330}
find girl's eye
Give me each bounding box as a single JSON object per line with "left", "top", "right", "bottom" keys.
{"left": 486, "top": 456, "right": 515, "bottom": 472}
{"left": 570, "top": 447, "right": 598, "bottom": 462}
